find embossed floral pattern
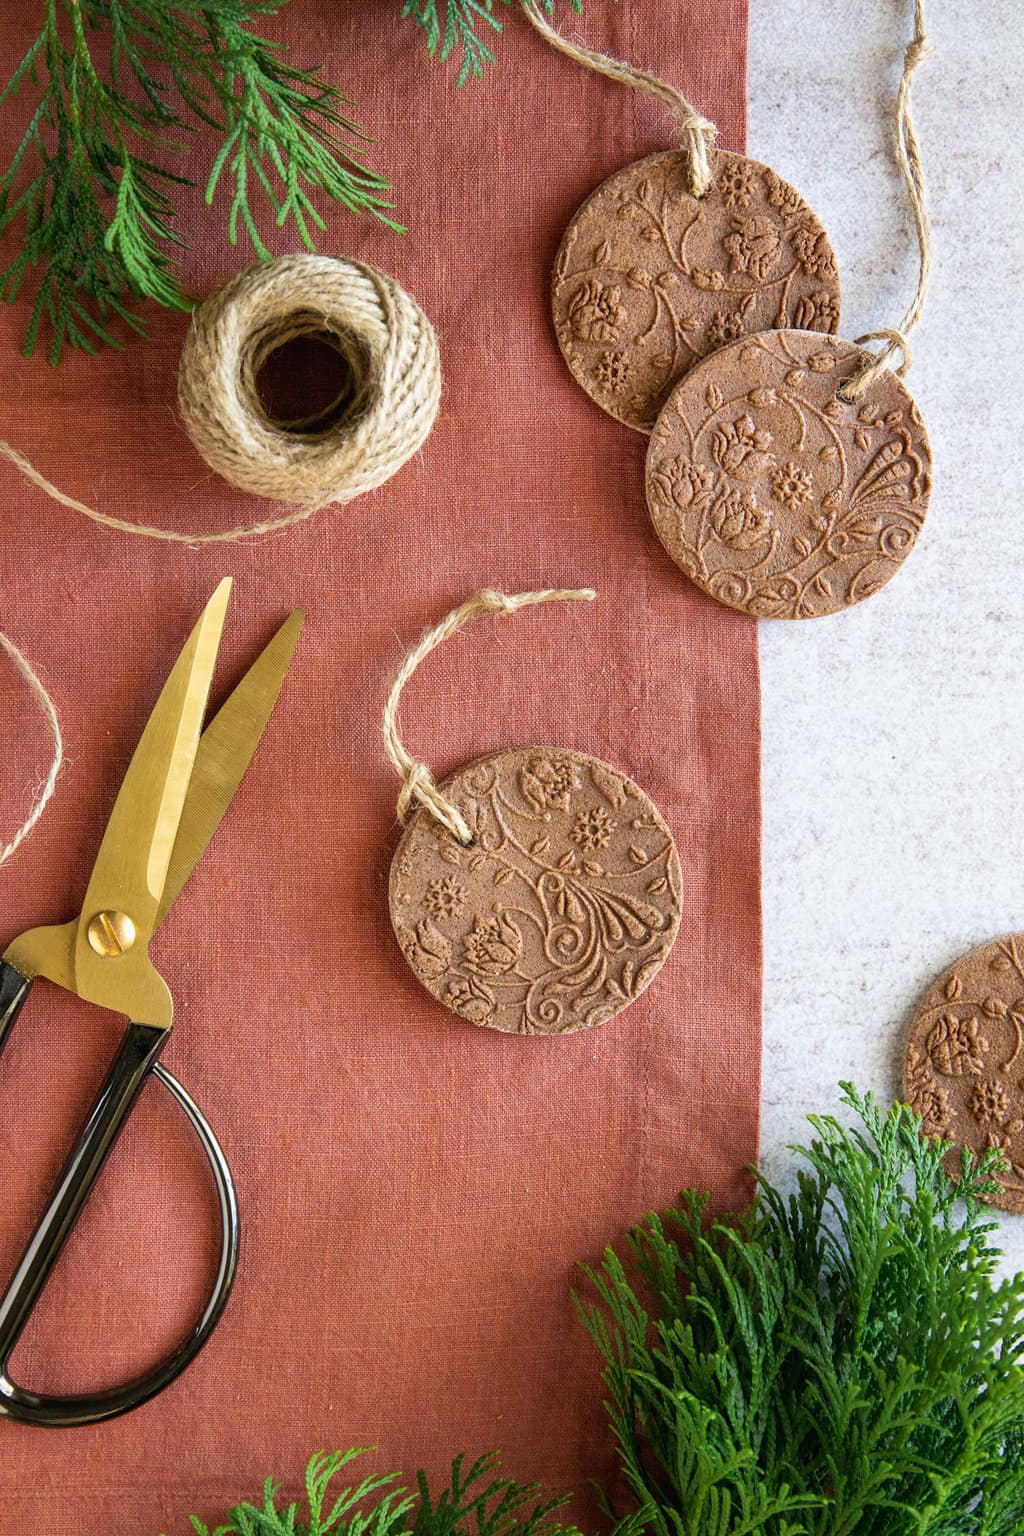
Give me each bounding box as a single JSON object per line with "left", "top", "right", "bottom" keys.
{"left": 552, "top": 150, "right": 841, "bottom": 431}
{"left": 770, "top": 461, "right": 813, "bottom": 510}
{"left": 593, "top": 349, "right": 631, "bottom": 391}
{"left": 390, "top": 748, "right": 682, "bottom": 1036}
{"left": 904, "top": 933, "right": 1024, "bottom": 1212}
{"left": 567, "top": 278, "right": 624, "bottom": 342}
{"left": 571, "top": 805, "right": 617, "bottom": 850}
{"left": 645, "top": 331, "right": 932, "bottom": 619}
{"left": 425, "top": 875, "right": 467, "bottom": 921}
{"left": 723, "top": 214, "right": 782, "bottom": 281}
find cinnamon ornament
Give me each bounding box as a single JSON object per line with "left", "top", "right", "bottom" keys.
{"left": 383, "top": 590, "right": 682, "bottom": 1036}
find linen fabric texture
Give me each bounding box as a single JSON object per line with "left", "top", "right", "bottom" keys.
{"left": 0, "top": 2, "right": 756, "bottom": 1531}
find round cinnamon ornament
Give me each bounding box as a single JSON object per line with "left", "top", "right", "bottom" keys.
{"left": 645, "top": 331, "right": 932, "bottom": 618}
{"left": 904, "top": 935, "right": 1024, "bottom": 1214}
{"left": 552, "top": 150, "right": 841, "bottom": 432}
{"left": 382, "top": 589, "right": 682, "bottom": 1037}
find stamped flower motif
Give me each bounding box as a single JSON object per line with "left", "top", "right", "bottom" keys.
{"left": 462, "top": 914, "right": 524, "bottom": 977}
{"left": 709, "top": 486, "right": 771, "bottom": 552}
{"left": 520, "top": 754, "right": 579, "bottom": 814}
{"left": 707, "top": 309, "right": 746, "bottom": 348}
{"left": 925, "top": 1012, "right": 989, "bottom": 1076}
{"left": 572, "top": 805, "right": 617, "bottom": 851}
{"left": 593, "top": 350, "right": 631, "bottom": 392}
{"left": 424, "top": 875, "right": 467, "bottom": 921}
{"left": 401, "top": 919, "right": 452, "bottom": 981}
{"left": 907, "top": 1072, "right": 952, "bottom": 1139}
{"left": 691, "top": 267, "right": 726, "bottom": 291}
{"left": 790, "top": 221, "right": 838, "bottom": 280}
{"left": 446, "top": 976, "right": 495, "bottom": 1025}
{"left": 970, "top": 1077, "right": 1008, "bottom": 1127}
{"left": 770, "top": 461, "right": 814, "bottom": 510}
{"left": 712, "top": 414, "right": 775, "bottom": 480}
{"left": 723, "top": 215, "right": 782, "bottom": 282}
{"left": 648, "top": 456, "right": 715, "bottom": 513}
{"left": 718, "top": 162, "right": 756, "bottom": 209}
{"left": 793, "top": 291, "right": 841, "bottom": 332}
{"left": 762, "top": 168, "right": 803, "bottom": 216}
{"left": 567, "top": 279, "right": 624, "bottom": 342}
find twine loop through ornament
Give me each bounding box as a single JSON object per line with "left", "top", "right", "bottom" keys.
{"left": 383, "top": 588, "right": 596, "bottom": 845}
{"left": 383, "top": 587, "right": 684, "bottom": 1036}
{"left": 0, "top": 254, "right": 441, "bottom": 545}
{"left": 0, "top": 633, "right": 63, "bottom": 868}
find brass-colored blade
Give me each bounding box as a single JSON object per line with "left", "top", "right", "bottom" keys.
{"left": 155, "top": 610, "right": 304, "bottom": 928}
{"left": 70, "top": 580, "right": 233, "bottom": 1025}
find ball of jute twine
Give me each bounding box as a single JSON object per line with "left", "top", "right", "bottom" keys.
{"left": 179, "top": 254, "right": 441, "bottom": 513}
{"left": 0, "top": 632, "right": 63, "bottom": 868}
{"left": 0, "top": 254, "right": 441, "bottom": 545}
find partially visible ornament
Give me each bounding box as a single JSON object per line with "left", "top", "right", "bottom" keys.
{"left": 522, "top": 3, "right": 840, "bottom": 432}
{"left": 382, "top": 588, "right": 682, "bottom": 1037}
{"left": 645, "top": 3, "right": 935, "bottom": 618}
{"left": 905, "top": 934, "right": 1024, "bottom": 1214}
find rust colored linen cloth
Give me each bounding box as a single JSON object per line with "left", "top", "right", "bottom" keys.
{"left": 0, "top": 3, "right": 756, "bottom": 1531}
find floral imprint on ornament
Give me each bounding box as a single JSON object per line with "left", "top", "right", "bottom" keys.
{"left": 904, "top": 933, "right": 1024, "bottom": 1213}
{"left": 645, "top": 330, "right": 932, "bottom": 619}
{"left": 551, "top": 150, "right": 841, "bottom": 432}
{"left": 389, "top": 747, "right": 682, "bottom": 1036}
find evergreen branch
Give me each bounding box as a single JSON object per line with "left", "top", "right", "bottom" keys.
{"left": 399, "top": 0, "right": 587, "bottom": 87}
{"left": 580, "top": 1085, "right": 1024, "bottom": 1536}
{"left": 176, "top": 1449, "right": 580, "bottom": 1536}
{"left": 0, "top": 0, "right": 398, "bottom": 360}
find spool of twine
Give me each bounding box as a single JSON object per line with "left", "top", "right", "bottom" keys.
{"left": 0, "top": 253, "right": 441, "bottom": 544}
{"left": 1, "top": 633, "right": 63, "bottom": 868}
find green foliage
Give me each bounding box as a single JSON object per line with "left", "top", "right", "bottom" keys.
{"left": 0, "top": 0, "right": 607, "bottom": 361}
{"left": 579, "top": 1084, "right": 1024, "bottom": 1536}
{"left": 399, "top": 0, "right": 583, "bottom": 88}
{"left": 180, "top": 1450, "right": 579, "bottom": 1536}
{"left": 0, "top": 0, "right": 398, "bottom": 362}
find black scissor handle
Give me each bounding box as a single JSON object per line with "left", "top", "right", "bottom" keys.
{"left": 0, "top": 960, "right": 240, "bottom": 1427}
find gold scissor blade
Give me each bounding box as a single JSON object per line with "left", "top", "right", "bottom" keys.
{"left": 76, "top": 579, "right": 232, "bottom": 965}
{"left": 155, "top": 610, "right": 304, "bottom": 929}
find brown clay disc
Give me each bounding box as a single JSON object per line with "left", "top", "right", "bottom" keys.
{"left": 389, "top": 747, "right": 682, "bottom": 1036}
{"left": 645, "top": 330, "right": 932, "bottom": 619}
{"left": 551, "top": 150, "right": 841, "bottom": 431}
{"left": 905, "top": 935, "right": 1024, "bottom": 1214}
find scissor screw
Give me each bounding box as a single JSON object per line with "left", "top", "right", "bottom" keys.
{"left": 87, "top": 910, "right": 137, "bottom": 958}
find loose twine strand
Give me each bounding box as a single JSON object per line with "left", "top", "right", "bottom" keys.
{"left": 519, "top": 1, "right": 716, "bottom": 197}
{"left": 383, "top": 587, "right": 597, "bottom": 844}
{"left": 0, "top": 633, "right": 63, "bottom": 868}
{"left": 843, "top": 0, "right": 932, "bottom": 400}
{"left": 0, "top": 255, "right": 441, "bottom": 545}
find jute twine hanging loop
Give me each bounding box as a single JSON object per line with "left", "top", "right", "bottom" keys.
{"left": 383, "top": 587, "right": 597, "bottom": 845}
{"left": 520, "top": 1, "right": 716, "bottom": 197}
{"left": 0, "top": 254, "right": 441, "bottom": 544}
{"left": 0, "top": 633, "right": 62, "bottom": 868}
{"left": 843, "top": 0, "right": 932, "bottom": 400}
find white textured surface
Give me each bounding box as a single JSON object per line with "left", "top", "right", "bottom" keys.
{"left": 750, "top": 0, "right": 1024, "bottom": 1262}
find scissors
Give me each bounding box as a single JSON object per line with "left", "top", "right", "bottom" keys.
{"left": 0, "top": 580, "right": 302, "bottom": 1428}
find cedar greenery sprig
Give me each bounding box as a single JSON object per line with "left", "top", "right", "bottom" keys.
{"left": 0, "top": 0, "right": 399, "bottom": 363}
{"left": 401, "top": 0, "right": 581, "bottom": 89}
{"left": 579, "top": 1084, "right": 1024, "bottom": 1536}
{"left": 178, "top": 1449, "right": 580, "bottom": 1536}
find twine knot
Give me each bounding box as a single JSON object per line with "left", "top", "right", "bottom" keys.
{"left": 519, "top": 1, "right": 717, "bottom": 199}
{"left": 841, "top": 329, "right": 913, "bottom": 401}
{"left": 383, "top": 587, "right": 597, "bottom": 843}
